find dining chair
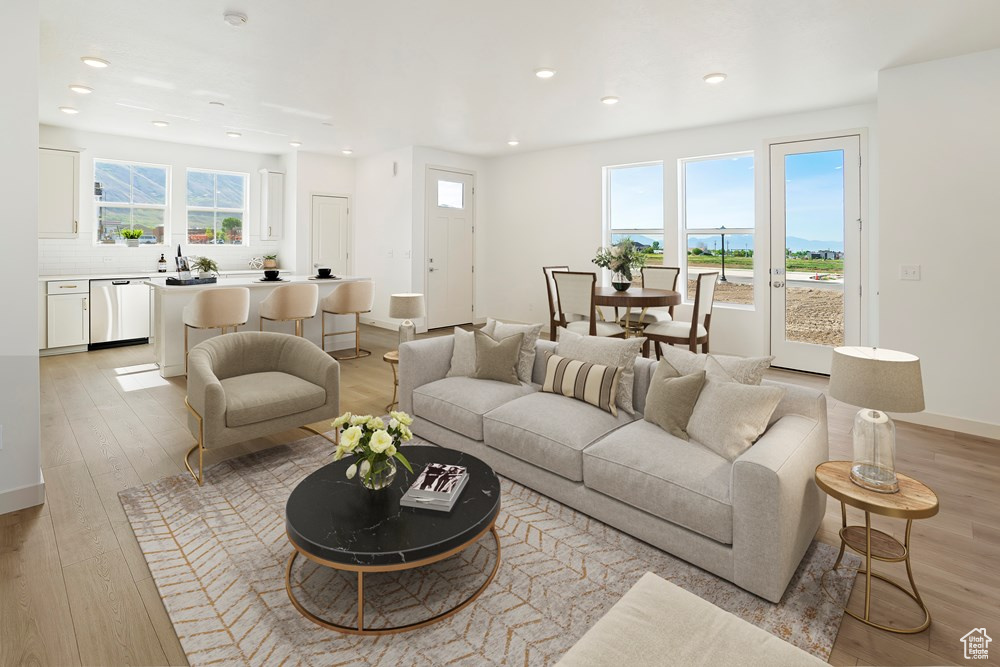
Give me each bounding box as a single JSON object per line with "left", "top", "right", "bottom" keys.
{"left": 619, "top": 266, "right": 681, "bottom": 335}
{"left": 552, "top": 271, "right": 625, "bottom": 338}
{"left": 644, "top": 271, "right": 718, "bottom": 355}
{"left": 542, "top": 265, "right": 570, "bottom": 340}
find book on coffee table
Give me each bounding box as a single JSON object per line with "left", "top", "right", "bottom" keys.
{"left": 400, "top": 463, "right": 469, "bottom": 511}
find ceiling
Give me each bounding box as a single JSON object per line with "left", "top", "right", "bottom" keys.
{"left": 39, "top": 0, "right": 1000, "bottom": 158}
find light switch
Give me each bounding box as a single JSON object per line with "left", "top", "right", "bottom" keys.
{"left": 900, "top": 265, "right": 921, "bottom": 281}
{"left": 386, "top": 249, "right": 394, "bottom": 258}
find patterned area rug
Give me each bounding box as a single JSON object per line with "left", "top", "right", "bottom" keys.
{"left": 120, "top": 436, "right": 858, "bottom": 666}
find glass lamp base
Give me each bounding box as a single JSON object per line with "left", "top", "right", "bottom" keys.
{"left": 850, "top": 463, "right": 899, "bottom": 493}
{"left": 398, "top": 320, "right": 415, "bottom": 347}
{"left": 850, "top": 408, "right": 899, "bottom": 494}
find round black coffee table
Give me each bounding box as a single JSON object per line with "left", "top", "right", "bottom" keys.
{"left": 284, "top": 446, "right": 501, "bottom": 635}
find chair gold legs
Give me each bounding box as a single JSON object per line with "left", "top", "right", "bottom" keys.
{"left": 183, "top": 398, "right": 205, "bottom": 485}
{"left": 323, "top": 311, "right": 371, "bottom": 359}
{"left": 261, "top": 316, "right": 311, "bottom": 337}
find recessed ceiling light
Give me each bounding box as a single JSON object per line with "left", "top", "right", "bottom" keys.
{"left": 601, "top": 96, "right": 620, "bottom": 105}
{"left": 289, "top": 141, "right": 302, "bottom": 147}
{"left": 151, "top": 120, "right": 169, "bottom": 127}
{"left": 507, "top": 140, "right": 520, "bottom": 146}
{"left": 703, "top": 72, "right": 727, "bottom": 84}
{"left": 226, "top": 131, "right": 242, "bottom": 138}
{"left": 59, "top": 106, "right": 79, "bottom": 114}
{"left": 341, "top": 149, "right": 353, "bottom": 155}
{"left": 69, "top": 84, "right": 93, "bottom": 95}
{"left": 81, "top": 56, "right": 109, "bottom": 68}
{"left": 534, "top": 68, "right": 556, "bottom": 79}
{"left": 223, "top": 12, "right": 248, "bottom": 27}
{"left": 321, "top": 121, "right": 334, "bottom": 127}
{"left": 208, "top": 101, "right": 225, "bottom": 107}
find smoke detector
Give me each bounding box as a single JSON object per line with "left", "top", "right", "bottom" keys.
{"left": 223, "top": 12, "right": 248, "bottom": 27}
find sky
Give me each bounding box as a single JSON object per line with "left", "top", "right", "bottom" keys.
{"left": 609, "top": 150, "right": 846, "bottom": 244}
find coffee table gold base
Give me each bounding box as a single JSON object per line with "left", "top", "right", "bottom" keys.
{"left": 285, "top": 524, "right": 501, "bottom": 635}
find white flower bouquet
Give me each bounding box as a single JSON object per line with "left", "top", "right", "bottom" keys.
{"left": 331, "top": 411, "right": 415, "bottom": 489}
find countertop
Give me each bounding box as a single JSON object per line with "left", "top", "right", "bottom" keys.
{"left": 144, "top": 274, "right": 366, "bottom": 291}
{"left": 39, "top": 269, "right": 283, "bottom": 282}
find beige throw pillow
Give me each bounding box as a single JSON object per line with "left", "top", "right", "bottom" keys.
{"left": 446, "top": 327, "right": 476, "bottom": 377}
{"left": 556, "top": 329, "right": 645, "bottom": 415}
{"left": 542, "top": 352, "right": 622, "bottom": 417}
{"left": 473, "top": 330, "right": 524, "bottom": 385}
{"left": 484, "top": 318, "right": 543, "bottom": 384}
{"left": 644, "top": 365, "right": 706, "bottom": 440}
{"left": 659, "top": 345, "right": 774, "bottom": 385}
{"left": 686, "top": 380, "right": 785, "bottom": 460}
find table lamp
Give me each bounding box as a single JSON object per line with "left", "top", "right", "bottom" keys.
{"left": 389, "top": 293, "right": 425, "bottom": 346}
{"left": 829, "top": 346, "right": 925, "bottom": 493}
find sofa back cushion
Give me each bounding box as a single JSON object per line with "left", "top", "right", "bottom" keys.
{"left": 473, "top": 331, "right": 524, "bottom": 385}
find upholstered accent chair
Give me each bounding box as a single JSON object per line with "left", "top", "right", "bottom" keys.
{"left": 645, "top": 271, "right": 719, "bottom": 354}
{"left": 183, "top": 331, "right": 340, "bottom": 484}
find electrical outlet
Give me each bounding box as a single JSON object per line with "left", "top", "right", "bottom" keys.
{"left": 103, "top": 257, "right": 113, "bottom": 264}
{"left": 900, "top": 265, "right": 921, "bottom": 281}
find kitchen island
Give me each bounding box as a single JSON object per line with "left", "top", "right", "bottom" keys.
{"left": 146, "top": 274, "right": 369, "bottom": 377}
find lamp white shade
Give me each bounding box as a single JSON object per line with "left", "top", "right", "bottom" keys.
{"left": 829, "top": 346, "right": 925, "bottom": 413}
{"left": 389, "top": 293, "right": 425, "bottom": 320}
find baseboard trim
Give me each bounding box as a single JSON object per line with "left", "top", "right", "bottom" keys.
{"left": 893, "top": 411, "right": 1000, "bottom": 442}
{"left": 0, "top": 471, "right": 45, "bottom": 515}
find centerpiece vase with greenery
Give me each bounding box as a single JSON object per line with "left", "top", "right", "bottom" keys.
{"left": 331, "top": 411, "right": 415, "bottom": 491}
{"left": 593, "top": 237, "right": 647, "bottom": 291}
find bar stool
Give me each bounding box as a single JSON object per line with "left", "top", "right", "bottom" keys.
{"left": 320, "top": 280, "right": 375, "bottom": 359}
{"left": 259, "top": 283, "right": 319, "bottom": 337}
{"left": 183, "top": 287, "right": 250, "bottom": 374}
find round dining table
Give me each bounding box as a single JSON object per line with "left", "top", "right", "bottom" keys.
{"left": 593, "top": 286, "right": 681, "bottom": 338}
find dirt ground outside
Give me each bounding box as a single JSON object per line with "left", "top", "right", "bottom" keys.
{"left": 685, "top": 280, "right": 844, "bottom": 347}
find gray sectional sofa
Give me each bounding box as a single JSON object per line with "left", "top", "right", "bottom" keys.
{"left": 399, "top": 335, "right": 829, "bottom": 602}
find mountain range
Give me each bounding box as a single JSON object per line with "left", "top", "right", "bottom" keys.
{"left": 617, "top": 233, "right": 843, "bottom": 253}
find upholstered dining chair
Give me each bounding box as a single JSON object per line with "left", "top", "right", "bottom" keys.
{"left": 182, "top": 287, "right": 250, "bottom": 375}
{"left": 552, "top": 271, "right": 625, "bottom": 338}
{"left": 542, "top": 265, "right": 570, "bottom": 340}
{"left": 259, "top": 283, "right": 319, "bottom": 337}
{"left": 619, "top": 266, "right": 681, "bottom": 334}
{"left": 644, "top": 271, "right": 719, "bottom": 355}
{"left": 183, "top": 332, "right": 340, "bottom": 485}
{"left": 320, "top": 280, "right": 375, "bottom": 359}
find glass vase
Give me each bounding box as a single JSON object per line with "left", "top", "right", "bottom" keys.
{"left": 850, "top": 408, "right": 899, "bottom": 493}
{"left": 360, "top": 457, "right": 397, "bottom": 491}
{"left": 611, "top": 271, "right": 631, "bottom": 292}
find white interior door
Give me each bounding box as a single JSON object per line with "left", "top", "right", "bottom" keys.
{"left": 311, "top": 195, "right": 349, "bottom": 276}
{"left": 426, "top": 168, "right": 474, "bottom": 329}
{"left": 769, "top": 135, "right": 862, "bottom": 373}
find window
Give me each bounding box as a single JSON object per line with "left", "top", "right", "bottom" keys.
{"left": 94, "top": 159, "right": 169, "bottom": 244}
{"left": 680, "top": 153, "right": 755, "bottom": 305}
{"left": 437, "top": 180, "right": 464, "bottom": 209}
{"left": 606, "top": 162, "right": 664, "bottom": 277}
{"left": 186, "top": 169, "right": 248, "bottom": 245}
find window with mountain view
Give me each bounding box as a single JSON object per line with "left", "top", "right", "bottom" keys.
{"left": 606, "top": 162, "right": 664, "bottom": 280}
{"left": 186, "top": 169, "right": 248, "bottom": 245}
{"left": 680, "top": 153, "right": 755, "bottom": 305}
{"left": 94, "top": 159, "right": 169, "bottom": 245}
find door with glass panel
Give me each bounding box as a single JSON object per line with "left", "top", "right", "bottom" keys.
{"left": 426, "top": 168, "right": 475, "bottom": 329}
{"left": 769, "top": 136, "right": 861, "bottom": 374}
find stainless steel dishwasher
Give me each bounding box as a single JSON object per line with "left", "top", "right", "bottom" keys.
{"left": 89, "top": 277, "right": 151, "bottom": 349}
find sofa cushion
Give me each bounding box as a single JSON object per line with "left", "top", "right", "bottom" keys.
{"left": 542, "top": 353, "right": 623, "bottom": 416}
{"left": 484, "top": 318, "right": 543, "bottom": 384}
{"left": 583, "top": 420, "right": 734, "bottom": 544}
{"left": 412, "top": 377, "right": 536, "bottom": 441}
{"left": 473, "top": 330, "right": 523, "bottom": 385}
{"left": 221, "top": 371, "right": 326, "bottom": 428}
{"left": 483, "top": 392, "right": 634, "bottom": 482}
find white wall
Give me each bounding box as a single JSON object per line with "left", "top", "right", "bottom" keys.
{"left": 1, "top": 0, "right": 43, "bottom": 513}
{"left": 38, "top": 125, "right": 283, "bottom": 274}
{"left": 878, "top": 49, "right": 1000, "bottom": 437}
{"left": 480, "top": 104, "right": 878, "bottom": 358}
{"left": 287, "top": 151, "right": 355, "bottom": 275}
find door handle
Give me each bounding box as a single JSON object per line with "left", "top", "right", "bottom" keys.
{"left": 268, "top": 226, "right": 272, "bottom": 237}
{"left": 73, "top": 221, "right": 79, "bottom": 234}
{"left": 772, "top": 281, "right": 784, "bottom": 288}
{"left": 82, "top": 297, "right": 88, "bottom": 310}
{"left": 428, "top": 268, "right": 437, "bottom": 272}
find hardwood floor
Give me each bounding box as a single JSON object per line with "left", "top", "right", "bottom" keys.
{"left": 1, "top": 326, "right": 996, "bottom": 666}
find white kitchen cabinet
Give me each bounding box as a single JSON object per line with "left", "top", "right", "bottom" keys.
{"left": 47, "top": 293, "right": 90, "bottom": 348}
{"left": 260, "top": 169, "right": 284, "bottom": 240}
{"left": 39, "top": 148, "right": 80, "bottom": 238}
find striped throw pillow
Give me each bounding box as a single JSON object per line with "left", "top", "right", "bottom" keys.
{"left": 542, "top": 353, "right": 623, "bottom": 417}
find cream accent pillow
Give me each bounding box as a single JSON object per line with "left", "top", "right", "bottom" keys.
{"left": 643, "top": 365, "right": 706, "bottom": 440}
{"left": 542, "top": 352, "right": 622, "bottom": 417}
{"left": 446, "top": 327, "right": 476, "bottom": 377}
{"left": 483, "top": 318, "right": 543, "bottom": 384}
{"left": 473, "top": 331, "right": 524, "bottom": 385}
{"left": 659, "top": 345, "right": 773, "bottom": 385}
{"left": 686, "top": 380, "right": 785, "bottom": 460}
{"left": 556, "top": 329, "right": 645, "bottom": 415}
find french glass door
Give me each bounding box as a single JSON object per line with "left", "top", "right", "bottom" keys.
{"left": 769, "top": 136, "right": 861, "bottom": 374}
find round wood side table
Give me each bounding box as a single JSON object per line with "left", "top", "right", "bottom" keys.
{"left": 383, "top": 350, "right": 399, "bottom": 412}
{"left": 815, "top": 460, "right": 939, "bottom": 634}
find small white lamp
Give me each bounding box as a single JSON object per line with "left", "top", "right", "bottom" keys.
{"left": 829, "top": 346, "right": 925, "bottom": 493}
{"left": 389, "top": 293, "right": 425, "bottom": 347}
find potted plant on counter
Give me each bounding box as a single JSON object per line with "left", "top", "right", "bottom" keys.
{"left": 263, "top": 254, "right": 278, "bottom": 269}
{"left": 190, "top": 256, "right": 220, "bottom": 278}
{"left": 120, "top": 228, "right": 144, "bottom": 248}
